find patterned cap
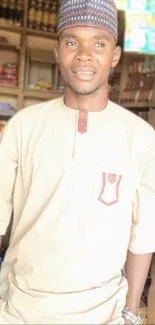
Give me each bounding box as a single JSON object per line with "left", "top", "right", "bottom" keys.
{"left": 58, "top": 0, "right": 118, "bottom": 40}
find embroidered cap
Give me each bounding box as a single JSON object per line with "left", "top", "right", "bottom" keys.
{"left": 58, "top": 0, "right": 118, "bottom": 41}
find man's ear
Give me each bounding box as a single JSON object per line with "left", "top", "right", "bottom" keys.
{"left": 54, "top": 42, "right": 59, "bottom": 63}
{"left": 111, "top": 45, "right": 122, "bottom": 68}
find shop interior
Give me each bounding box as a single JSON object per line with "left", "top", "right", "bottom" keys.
{"left": 0, "top": 0, "right": 155, "bottom": 324}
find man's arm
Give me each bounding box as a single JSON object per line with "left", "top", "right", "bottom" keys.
{"left": 125, "top": 127, "right": 155, "bottom": 322}
{"left": 0, "top": 115, "right": 19, "bottom": 239}
{"left": 125, "top": 250, "right": 152, "bottom": 313}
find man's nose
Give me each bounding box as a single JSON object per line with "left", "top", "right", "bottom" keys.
{"left": 75, "top": 45, "right": 93, "bottom": 62}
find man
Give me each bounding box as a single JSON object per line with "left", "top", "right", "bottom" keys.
{"left": 0, "top": 0, "right": 154, "bottom": 324}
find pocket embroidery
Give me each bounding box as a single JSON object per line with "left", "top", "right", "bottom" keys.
{"left": 98, "top": 172, "right": 122, "bottom": 206}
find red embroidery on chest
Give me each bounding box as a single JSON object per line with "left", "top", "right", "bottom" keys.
{"left": 98, "top": 172, "right": 122, "bottom": 206}
{"left": 78, "top": 111, "right": 88, "bottom": 133}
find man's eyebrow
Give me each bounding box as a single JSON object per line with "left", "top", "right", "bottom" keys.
{"left": 59, "top": 33, "right": 78, "bottom": 40}
{"left": 93, "top": 33, "right": 111, "bottom": 41}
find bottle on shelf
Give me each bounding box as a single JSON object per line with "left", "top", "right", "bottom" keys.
{"left": 0, "top": 2, "right": 3, "bottom": 24}
{"left": 33, "top": 0, "right": 43, "bottom": 30}
{"left": 13, "top": 0, "right": 23, "bottom": 27}
{"left": 48, "top": 1, "right": 58, "bottom": 33}
{"left": 42, "top": 0, "right": 50, "bottom": 31}
{"left": 0, "top": 0, "right": 8, "bottom": 25}
{"left": 0, "top": 0, "right": 23, "bottom": 27}
{"left": 7, "top": 0, "right": 15, "bottom": 26}
{"left": 28, "top": 0, "right": 36, "bottom": 29}
{"left": 27, "top": 0, "right": 59, "bottom": 33}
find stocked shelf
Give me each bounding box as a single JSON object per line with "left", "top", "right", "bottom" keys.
{"left": 108, "top": 53, "right": 155, "bottom": 115}
{"left": 0, "top": 25, "right": 57, "bottom": 40}
{"left": 0, "top": 0, "right": 60, "bottom": 113}
{"left": 0, "top": 85, "right": 20, "bottom": 95}
{"left": 0, "top": 102, "right": 16, "bottom": 131}
{"left": 0, "top": 0, "right": 59, "bottom": 35}
{"left": 0, "top": 43, "right": 20, "bottom": 52}
{"left": 0, "top": 0, "right": 24, "bottom": 28}
{"left": 26, "top": 28, "right": 57, "bottom": 40}
{"left": 27, "top": 0, "right": 59, "bottom": 34}
{"left": 0, "top": 23, "right": 22, "bottom": 33}
{"left": 24, "top": 89, "right": 63, "bottom": 100}
{"left": 0, "top": 108, "right": 15, "bottom": 117}
{"left": 124, "top": 102, "right": 152, "bottom": 109}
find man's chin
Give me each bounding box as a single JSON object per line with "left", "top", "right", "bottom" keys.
{"left": 68, "top": 84, "right": 99, "bottom": 96}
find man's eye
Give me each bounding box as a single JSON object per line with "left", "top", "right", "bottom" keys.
{"left": 94, "top": 43, "right": 105, "bottom": 48}
{"left": 66, "top": 41, "right": 77, "bottom": 46}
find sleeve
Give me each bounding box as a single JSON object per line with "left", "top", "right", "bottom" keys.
{"left": 129, "top": 129, "right": 155, "bottom": 254}
{"left": 0, "top": 115, "right": 20, "bottom": 236}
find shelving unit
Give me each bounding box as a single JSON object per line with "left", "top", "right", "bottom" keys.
{"left": 108, "top": 52, "right": 155, "bottom": 124}
{"left": 0, "top": 0, "right": 61, "bottom": 112}
{"left": 26, "top": 27, "right": 57, "bottom": 40}
{"left": 0, "top": 43, "right": 20, "bottom": 52}
{"left": 0, "top": 85, "right": 20, "bottom": 95}
{"left": 0, "top": 24, "right": 22, "bottom": 33}
{"left": 24, "top": 89, "right": 61, "bottom": 100}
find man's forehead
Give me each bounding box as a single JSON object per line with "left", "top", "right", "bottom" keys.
{"left": 60, "top": 27, "right": 114, "bottom": 42}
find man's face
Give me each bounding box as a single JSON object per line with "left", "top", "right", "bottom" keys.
{"left": 57, "top": 26, "right": 121, "bottom": 96}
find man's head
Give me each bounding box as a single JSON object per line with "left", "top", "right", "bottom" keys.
{"left": 56, "top": 0, "right": 121, "bottom": 97}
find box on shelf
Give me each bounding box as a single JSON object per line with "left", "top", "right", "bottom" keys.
{"left": 0, "top": 62, "right": 18, "bottom": 87}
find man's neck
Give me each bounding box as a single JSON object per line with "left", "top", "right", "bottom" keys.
{"left": 64, "top": 87, "right": 109, "bottom": 112}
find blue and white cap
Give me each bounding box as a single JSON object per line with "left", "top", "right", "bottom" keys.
{"left": 58, "top": 0, "right": 118, "bottom": 40}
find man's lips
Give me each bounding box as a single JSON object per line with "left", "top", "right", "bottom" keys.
{"left": 72, "top": 67, "right": 95, "bottom": 73}
{"left": 72, "top": 67, "right": 95, "bottom": 80}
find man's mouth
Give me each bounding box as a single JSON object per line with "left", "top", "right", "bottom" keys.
{"left": 73, "top": 69, "right": 95, "bottom": 81}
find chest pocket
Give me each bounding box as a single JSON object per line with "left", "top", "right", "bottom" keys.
{"left": 91, "top": 162, "right": 133, "bottom": 209}
{"left": 98, "top": 172, "right": 122, "bottom": 206}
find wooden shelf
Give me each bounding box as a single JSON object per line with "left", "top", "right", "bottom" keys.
{"left": 0, "top": 43, "right": 20, "bottom": 52}
{"left": 26, "top": 28, "right": 57, "bottom": 40}
{"left": 0, "top": 24, "right": 22, "bottom": 33}
{"left": 0, "top": 25, "right": 57, "bottom": 41}
{"left": 123, "top": 102, "right": 152, "bottom": 109}
{"left": 124, "top": 88, "right": 154, "bottom": 92}
{"left": 24, "top": 89, "right": 63, "bottom": 100}
{"left": 0, "top": 109, "right": 15, "bottom": 117}
{"left": 0, "top": 85, "right": 20, "bottom": 96}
